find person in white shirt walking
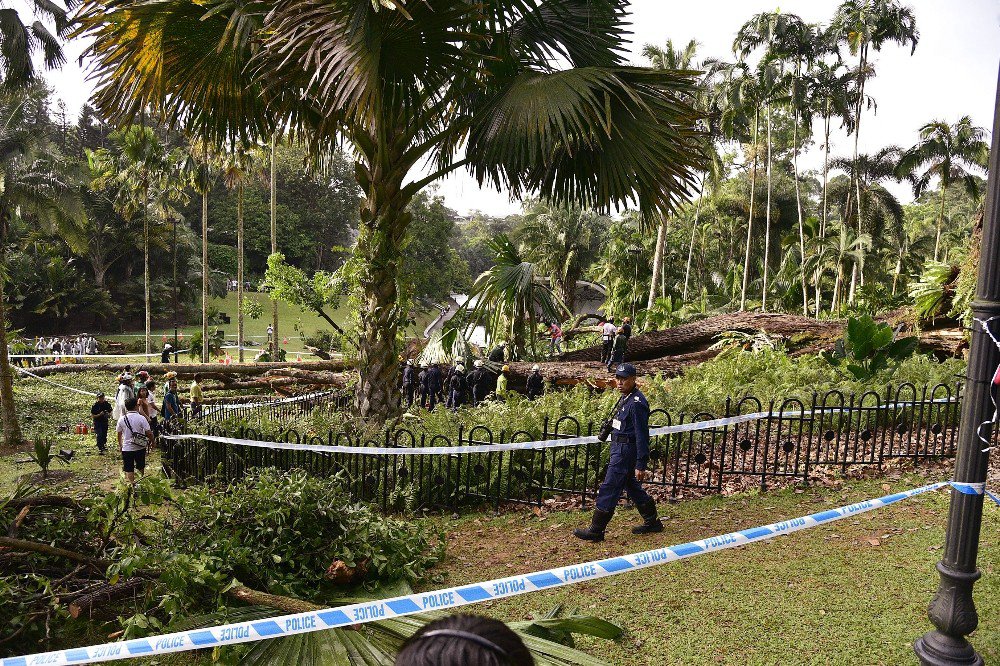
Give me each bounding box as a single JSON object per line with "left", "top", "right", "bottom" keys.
{"left": 116, "top": 397, "right": 152, "bottom": 484}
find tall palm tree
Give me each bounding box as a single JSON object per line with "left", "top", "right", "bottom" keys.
{"left": 79, "top": 0, "right": 706, "bottom": 421}
{"left": 642, "top": 38, "right": 699, "bottom": 310}
{"left": 0, "top": 86, "right": 84, "bottom": 445}
{"left": 270, "top": 132, "right": 279, "bottom": 358}
{"left": 221, "top": 145, "right": 265, "bottom": 363}
{"left": 187, "top": 140, "right": 217, "bottom": 363}
{"left": 681, "top": 143, "right": 724, "bottom": 301}
{"left": 514, "top": 200, "right": 605, "bottom": 314}
{"left": 898, "top": 116, "right": 989, "bottom": 261}
{"left": 91, "top": 127, "right": 187, "bottom": 356}
{"left": 831, "top": 0, "right": 918, "bottom": 301}
{"left": 0, "top": 0, "right": 72, "bottom": 88}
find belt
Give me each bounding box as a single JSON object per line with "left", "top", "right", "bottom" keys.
{"left": 611, "top": 434, "right": 634, "bottom": 443}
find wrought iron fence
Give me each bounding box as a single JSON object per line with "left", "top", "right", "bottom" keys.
{"left": 196, "top": 391, "right": 351, "bottom": 424}
{"left": 165, "top": 382, "right": 977, "bottom": 511}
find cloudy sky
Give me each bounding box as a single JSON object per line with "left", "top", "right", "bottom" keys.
{"left": 36, "top": 0, "right": 1000, "bottom": 216}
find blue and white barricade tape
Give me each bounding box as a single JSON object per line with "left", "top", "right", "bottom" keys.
{"left": 166, "top": 397, "right": 959, "bottom": 457}
{"left": 1, "top": 480, "right": 983, "bottom": 666}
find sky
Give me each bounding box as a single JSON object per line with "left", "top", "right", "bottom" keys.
{"left": 31, "top": 0, "right": 1000, "bottom": 217}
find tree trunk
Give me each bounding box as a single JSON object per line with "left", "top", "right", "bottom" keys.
{"left": 355, "top": 146, "right": 411, "bottom": 420}
{"left": 762, "top": 103, "right": 773, "bottom": 312}
{"left": 270, "top": 133, "right": 279, "bottom": 358}
{"left": 202, "top": 144, "right": 209, "bottom": 364}
{"left": 740, "top": 108, "right": 760, "bottom": 311}
{"left": 682, "top": 175, "right": 706, "bottom": 301}
{"left": 934, "top": 182, "right": 948, "bottom": 261}
{"left": 237, "top": 184, "right": 245, "bottom": 364}
{"left": 143, "top": 184, "right": 151, "bottom": 356}
{"left": 893, "top": 240, "right": 905, "bottom": 295}
{"left": 0, "top": 260, "right": 21, "bottom": 446}
{"left": 849, "top": 48, "right": 868, "bottom": 305}
{"left": 647, "top": 217, "right": 667, "bottom": 310}
{"left": 817, "top": 110, "right": 832, "bottom": 318}
{"left": 792, "top": 98, "right": 809, "bottom": 315}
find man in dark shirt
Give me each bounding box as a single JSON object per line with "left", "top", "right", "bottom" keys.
{"left": 526, "top": 364, "right": 544, "bottom": 400}
{"left": 161, "top": 343, "right": 172, "bottom": 364}
{"left": 448, "top": 363, "right": 467, "bottom": 411}
{"left": 401, "top": 359, "right": 417, "bottom": 408}
{"left": 90, "top": 392, "right": 113, "bottom": 454}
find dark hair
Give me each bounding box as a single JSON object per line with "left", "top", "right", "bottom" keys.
{"left": 193, "top": 373, "right": 201, "bottom": 382}
{"left": 395, "top": 615, "right": 533, "bottom": 666}
{"left": 137, "top": 387, "right": 149, "bottom": 400}
{"left": 125, "top": 397, "right": 139, "bottom": 411}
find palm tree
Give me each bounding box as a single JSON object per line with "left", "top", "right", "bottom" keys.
{"left": 269, "top": 133, "right": 279, "bottom": 358}
{"left": 898, "top": 116, "right": 989, "bottom": 261}
{"left": 187, "top": 140, "right": 217, "bottom": 363}
{"left": 221, "top": 145, "right": 265, "bottom": 363}
{"left": 91, "top": 127, "right": 187, "bottom": 356}
{"left": 830, "top": 147, "right": 904, "bottom": 301}
{"left": 831, "top": 0, "right": 918, "bottom": 301}
{"left": 514, "top": 200, "right": 605, "bottom": 315}
{"left": 0, "top": 0, "right": 72, "bottom": 88}
{"left": 466, "top": 234, "right": 566, "bottom": 359}
{"left": 0, "top": 86, "right": 84, "bottom": 445}
{"left": 642, "top": 39, "right": 702, "bottom": 308}
{"left": 78, "top": 0, "right": 706, "bottom": 421}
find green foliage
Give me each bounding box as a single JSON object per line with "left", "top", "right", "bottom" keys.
{"left": 241, "top": 297, "right": 264, "bottom": 320}
{"left": 166, "top": 470, "right": 441, "bottom": 599}
{"left": 402, "top": 192, "right": 471, "bottom": 301}
{"left": 24, "top": 438, "right": 66, "bottom": 479}
{"left": 910, "top": 261, "right": 957, "bottom": 323}
{"left": 189, "top": 328, "right": 225, "bottom": 360}
{"left": 820, "top": 315, "right": 919, "bottom": 381}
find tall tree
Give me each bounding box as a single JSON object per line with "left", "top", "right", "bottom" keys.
{"left": 831, "top": 0, "right": 918, "bottom": 302}
{"left": 91, "top": 127, "right": 187, "bottom": 355}
{"left": 270, "top": 133, "right": 278, "bottom": 358}
{"left": 79, "top": 0, "right": 706, "bottom": 421}
{"left": 221, "top": 145, "right": 265, "bottom": 363}
{"left": 187, "top": 140, "right": 217, "bottom": 363}
{"left": 642, "top": 38, "right": 700, "bottom": 309}
{"left": 0, "top": 87, "right": 84, "bottom": 445}
{"left": 898, "top": 116, "right": 989, "bottom": 261}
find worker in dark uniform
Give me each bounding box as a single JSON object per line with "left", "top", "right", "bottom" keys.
{"left": 418, "top": 362, "right": 430, "bottom": 409}
{"left": 448, "top": 363, "right": 467, "bottom": 411}
{"left": 426, "top": 363, "right": 443, "bottom": 410}
{"left": 526, "top": 364, "right": 544, "bottom": 400}
{"left": 621, "top": 316, "right": 633, "bottom": 339}
{"left": 401, "top": 359, "right": 417, "bottom": 408}
{"left": 467, "top": 359, "right": 487, "bottom": 405}
{"left": 607, "top": 327, "right": 627, "bottom": 372}
{"left": 574, "top": 363, "right": 662, "bottom": 542}
{"left": 487, "top": 340, "right": 506, "bottom": 364}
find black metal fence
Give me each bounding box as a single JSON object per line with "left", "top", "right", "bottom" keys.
{"left": 197, "top": 391, "right": 352, "bottom": 424}
{"left": 166, "top": 382, "right": 975, "bottom": 511}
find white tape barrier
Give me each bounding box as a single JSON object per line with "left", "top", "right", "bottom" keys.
{"left": 201, "top": 391, "right": 338, "bottom": 415}
{"left": 13, "top": 367, "right": 100, "bottom": 397}
{"left": 167, "top": 398, "right": 960, "bottom": 458}
{"left": 1, "top": 480, "right": 984, "bottom": 666}
{"left": 9, "top": 351, "right": 190, "bottom": 360}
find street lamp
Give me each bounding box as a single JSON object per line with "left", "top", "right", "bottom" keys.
{"left": 913, "top": 62, "right": 1000, "bottom": 666}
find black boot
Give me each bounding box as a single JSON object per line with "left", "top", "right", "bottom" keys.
{"left": 632, "top": 500, "right": 663, "bottom": 534}
{"left": 573, "top": 508, "right": 613, "bottom": 542}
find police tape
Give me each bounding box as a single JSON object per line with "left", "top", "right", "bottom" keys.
{"left": 13, "top": 367, "right": 102, "bottom": 397}
{"left": 9, "top": 352, "right": 191, "bottom": 359}
{"left": 0, "top": 480, "right": 983, "bottom": 666}
{"left": 166, "top": 398, "right": 960, "bottom": 457}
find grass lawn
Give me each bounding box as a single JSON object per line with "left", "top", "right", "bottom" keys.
{"left": 97, "top": 292, "right": 436, "bottom": 355}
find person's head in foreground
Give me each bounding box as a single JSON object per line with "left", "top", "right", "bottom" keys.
{"left": 395, "top": 615, "right": 533, "bottom": 666}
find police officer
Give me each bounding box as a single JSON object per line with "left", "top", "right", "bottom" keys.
{"left": 418, "top": 362, "right": 430, "bottom": 408}
{"left": 426, "top": 363, "right": 444, "bottom": 410}
{"left": 401, "top": 359, "right": 417, "bottom": 408}
{"left": 574, "top": 363, "right": 662, "bottom": 541}
{"left": 448, "top": 363, "right": 467, "bottom": 411}
{"left": 467, "top": 359, "right": 487, "bottom": 405}
{"left": 526, "top": 364, "right": 544, "bottom": 400}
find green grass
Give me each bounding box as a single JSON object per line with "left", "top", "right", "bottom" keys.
{"left": 421, "top": 475, "right": 1000, "bottom": 665}
{"left": 98, "top": 291, "right": 436, "bottom": 355}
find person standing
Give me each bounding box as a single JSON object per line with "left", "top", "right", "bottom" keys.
{"left": 607, "top": 328, "right": 627, "bottom": 373}
{"left": 116, "top": 397, "right": 152, "bottom": 484}
{"left": 448, "top": 363, "right": 467, "bottom": 411}
{"left": 621, "top": 316, "right": 633, "bottom": 339}
{"left": 418, "top": 362, "right": 430, "bottom": 409}
{"left": 161, "top": 343, "right": 172, "bottom": 364}
{"left": 574, "top": 363, "right": 662, "bottom": 541}
{"left": 161, "top": 378, "right": 182, "bottom": 430}
{"left": 189, "top": 374, "right": 204, "bottom": 418}
{"left": 90, "top": 392, "right": 113, "bottom": 454}
{"left": 427, "top": 363, "right": 444, "bottom": 409}
{"left": 401, "top": 359, "right": 417, "bottom": 408}
{"left": 144, "top": 379, "right": 160, "bottom": 446}
{"left": 526, "top": 365, "right": 544, "bottom": 400}
{"left": 600, "top": 318, "right": 616, "bottom": 365}
{"left": 87, "top": 336, "right": 98, "bottom": 356}
{"left": 113, "top": 374, "right": 134, "bottom": 421}
{"left": 467, "top": 360, "right": 487, "bottom": 405}
{"left": 547, "top": 321, "right": 564, "bottom": 356}
{"left": 495, "top": 365, "right": 510, "bottom": 399}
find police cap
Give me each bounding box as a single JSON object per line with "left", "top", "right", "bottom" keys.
{"left": 615, "top": 363, "right": 637, "bottom": 378}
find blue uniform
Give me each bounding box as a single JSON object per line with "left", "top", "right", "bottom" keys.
{"left": 595, "top": 387, "right": 653, "bottom": 513}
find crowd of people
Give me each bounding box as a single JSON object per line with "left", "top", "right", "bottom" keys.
{"left": 399, "top": 352, "right": 547, "bottom": 412}
{"left": 9, "top": 335, "right": 100, "bottom": 366}
{"left": 90, "top": 367, "right": 205, "bottom": 483}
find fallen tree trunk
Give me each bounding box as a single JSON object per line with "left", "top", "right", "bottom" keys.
{"left": 23, "top": 359, "right": 352, "bottom": 378}
{"left": 3, "top": 495, "right": 81, "bottom": 510}
{"left": 0, "top": 536, "right": 110, "bottom": 571}
{"left": 69, "top": 578, "right": 147, "bottom": 619}
{"left": 226, "top": 585, "right": 323, "bottom": 614}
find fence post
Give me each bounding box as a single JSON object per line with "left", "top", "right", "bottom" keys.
{"left": 760, "top": 400, "right": 774, "bottom": 492}
{"left": 803, "top": 392, "right": 816, "bottom": 486}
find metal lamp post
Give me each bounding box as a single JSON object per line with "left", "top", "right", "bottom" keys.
{"left": 913, "top": 62, "right": 1000, "bottom": 666}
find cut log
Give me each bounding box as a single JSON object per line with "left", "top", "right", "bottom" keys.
{"left": 3, "top": 495, "right": 81, "bottom": 510}
{"left": 226, "top": 585, "right": 323, "bottom": 614}
{"left": 69, "top": 578, "right": 146, "bottom": 619}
